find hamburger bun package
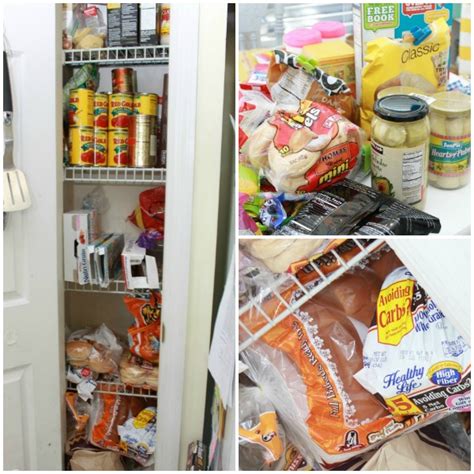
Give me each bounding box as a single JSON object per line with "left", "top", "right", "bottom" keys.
{"left": 360, "top": 18, "right": 450, "bottom": 135}
{"left": 246, "top": 101, "right": 364, "bottom": 194}
{"left": 355, "top": 266, "right": 471, "bottom": 416}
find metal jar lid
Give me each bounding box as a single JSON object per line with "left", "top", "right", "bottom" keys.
{"left": 374, "top": 94, "right": 429, "bottom": 123}
{"left": 430, "top": 91, "right": 470, "bottom": 115}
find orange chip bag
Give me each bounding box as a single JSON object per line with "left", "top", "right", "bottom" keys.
{"left": 124, "top": 292, "right": 161, "bottom": 363}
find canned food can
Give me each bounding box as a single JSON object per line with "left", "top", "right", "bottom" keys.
{"left": 93, "top": 129, "right": 108, "bottom": 167}
{"left": 108, "top": 129, "right": 129, "bottom": 167}
{"left": 112, "top": 68, "right": 134, "bottom": 93}
{"left": 109, "top": 93, "right": 133, "bottom": 130}
{"left": 132, "top": 70, "right": 138, "bottom": 94}
{"left": 128, "top": 115, "right": 157, "bottom": 167}
{"left": 133, "top": 93, "right": 158, "bottom": 116}
{"left": 94, "top": 93, "right": 109, "bottom": 129}
{"left": 68, "top": 126, "right": 94, "bottom": 166}
{"left": 68, "top": 89, "right": 94, "bottom": 127}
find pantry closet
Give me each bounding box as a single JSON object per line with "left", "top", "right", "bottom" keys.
{"left": 3, "top": 3, "right": 233, "bottom": 471}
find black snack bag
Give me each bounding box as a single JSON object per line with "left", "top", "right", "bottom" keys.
{"left": 275, "top": 179, "right": 441, "bottom": 236}
{"left": 355, "top": 197, "right": 442, "bottom": 235}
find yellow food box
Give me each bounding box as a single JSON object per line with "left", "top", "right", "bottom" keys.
{"left": 302, "top": 40, "right": 355, "bottom": 96}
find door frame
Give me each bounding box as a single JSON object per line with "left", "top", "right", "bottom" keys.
{"left": 156, "top": 4, "right": 200, "bottom": 470}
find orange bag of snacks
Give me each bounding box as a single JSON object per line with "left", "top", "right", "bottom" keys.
{"left": 124, "top": 292, "right": 161, "bottom": 363}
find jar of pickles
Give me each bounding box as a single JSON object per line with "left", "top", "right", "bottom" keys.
{"left": 371, "top": 95, "right": 430, "bottom": 208}
{"left": 428, "top": 91, "right": 471, "bottom": 190}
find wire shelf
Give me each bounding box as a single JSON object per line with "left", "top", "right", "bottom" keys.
{"left": 65, "top": 279, "right": 129, "bottom": 294}
{"left": 64, "top": 167, "right": 166, "bottom": 184}
{"left": 67, "top": 380, "right": 158, "bottom": 399}
{"left": 63, "top": 46, "right": 169, "bottom": 66}
{"left": 239, "top": 239, "right": 385, "bottom": 352}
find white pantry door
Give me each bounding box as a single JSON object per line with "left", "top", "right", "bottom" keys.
{"left": 3, "top": 4, "right": 64, "bottom": 470}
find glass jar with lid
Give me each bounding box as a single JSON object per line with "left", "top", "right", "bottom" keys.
{"left": 428, "top": 91, "right": 470, "bottom": 190}
{"left": 371, "top": 94, "right": 430, "bottom": 209}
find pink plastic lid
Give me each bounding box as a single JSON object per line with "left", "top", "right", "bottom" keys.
{"left": 312, "top": 21, "right": 346, "bottom": 39}
{"left": 283, "top": 28, "right": 322, "bottom": 48}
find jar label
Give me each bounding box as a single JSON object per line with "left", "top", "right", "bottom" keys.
{"left": 429, "top": 134, "right": 471, "bottom": 177}
{"left": 371, "top": 140, "right": 426, "bottom": 205}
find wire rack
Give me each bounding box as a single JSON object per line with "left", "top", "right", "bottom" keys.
{"left": 239, "top": 239, "right": 385, "bottom": 352}
{"left": 64, "top": 166, "right": 166, "bottom": 184}
{"left": 63, "top": 46, "right": 169, "bottom": 66}
{"left": 65, "top": 279, "right": 129, "bottom": 294}
{"left": 67, "top": 380, "right": 158, "bottom": 399}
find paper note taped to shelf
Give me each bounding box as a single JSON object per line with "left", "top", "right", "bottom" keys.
{"left": 121, "top": 239, "right": 160, "bottom": 290}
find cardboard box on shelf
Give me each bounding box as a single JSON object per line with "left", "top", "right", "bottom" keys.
{"left": 353, "top": 3, "right": 454, "bottom": 102}
{"left": 121, "top": 239, "right": 160, "bottom": 290}
{"left": 107, "top": 3, "right": 121, "bottom": 47}
{"left": 139, "top": 4, "right": 159, "bottom": 45}
{"left": 121, "top": 3, "right": 139, "bottom": 46}
{"left": 63, "top": 210, "right": 98, "bottom": 283}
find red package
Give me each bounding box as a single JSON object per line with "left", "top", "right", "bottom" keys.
{"left": 124, "top": 292, "right": 161, "bottom": 363}
{"left": 128, "top": 187, "right": 165, "bottom": 233}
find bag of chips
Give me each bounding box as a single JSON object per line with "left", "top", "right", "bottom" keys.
{"left": 128, "top": 187, "right": 165, "bottom": 234}
{"left": 124, "top": 292, "right": 161, "bottom": 363}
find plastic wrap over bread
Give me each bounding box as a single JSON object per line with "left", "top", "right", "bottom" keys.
{"left": 247, "top": 100, "right": 364, "bottom": 194}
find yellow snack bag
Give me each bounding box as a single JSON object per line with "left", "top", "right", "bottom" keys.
{"left": 361, "top": 18, "right": 450, "bottom": 136}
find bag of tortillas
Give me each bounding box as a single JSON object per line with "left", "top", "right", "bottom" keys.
{"left": 355, "top": 266, "right": 471, "bottom": 416}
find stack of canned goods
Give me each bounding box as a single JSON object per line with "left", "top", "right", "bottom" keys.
{"left": 68, "top": 67, "right": 159, "bottom": 169}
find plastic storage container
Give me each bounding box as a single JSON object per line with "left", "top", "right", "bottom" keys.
{"left": 312, "top": 21, "right": 346, "bottom": 41}
{"left": 371, "top": 95, "right": 430, "bottom": 209}
{"left": 283, "top": 27, "right": 321, "bottom": 54}
{"left": 428, "top": 91, "right": 471, "bottom": 190}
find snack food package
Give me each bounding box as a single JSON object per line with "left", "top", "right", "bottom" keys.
{"left": 246, "top": 101, "right": 364, "bottom": 194}
{"left": 118, "top": 406, "right": 157, "bottom": 467}
{"left": 128, "top": 186, "right": 165, "bottom": 233}
{"left": 89, "top": 394, "right": 147, "bottom": 460}
{"left": 271, "top": 179, "right": 441, "bottom": 236}
{"left": 70, "top": 449, "right": 124, "bottom": 470}
{"left": 239, "top": 385, "right": 286, "bottom": 470}
{"left": 239, "top": 244, "right": 445, "bottom": 466}
{"left": 267, "top": 50, "right": 359, "bottom": 124}
{"left": 66, "top": 324, "right": 123, "bottom": 374}
{"left": 124, "top": 292, "right": 161, "bottom": 363}
{"left": 354, "top": 266, "right": 471, "bottom": 416}
{"left": 360, "top": 18, "right": 450, "bottom": 135}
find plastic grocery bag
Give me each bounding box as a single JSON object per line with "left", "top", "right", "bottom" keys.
{"left": 360, "top": 18, "right": 450, "bottom": 135}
